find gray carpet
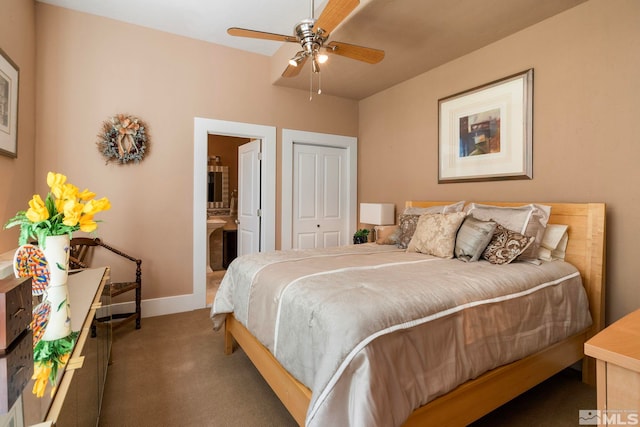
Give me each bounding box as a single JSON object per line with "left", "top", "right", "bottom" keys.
{"left": 99, "top": 309, "right": 296, "bottom": 427}
{"left": 99, "top": 309, "right": 595, "bottom": 426}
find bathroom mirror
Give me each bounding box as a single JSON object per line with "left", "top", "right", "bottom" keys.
{"left": 208, "top": 165, "right": 229, "bottom": 209}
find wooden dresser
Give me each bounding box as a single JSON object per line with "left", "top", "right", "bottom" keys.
{"left": 584, "top": 309, "right": 640, "bottom": 426}
{"left": 19, "top": 267, "right": 111, "bottom": 426}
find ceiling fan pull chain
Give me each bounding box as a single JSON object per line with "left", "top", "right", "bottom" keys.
{"left": 318, "top": 71, "right": 322, "bottom": 95}
{"left": 309, "top": 67, "right": 314, "bottom": 101}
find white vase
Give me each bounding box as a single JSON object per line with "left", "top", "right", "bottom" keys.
{"left": 40, "top": 235, "right": 72, "bottom": 341}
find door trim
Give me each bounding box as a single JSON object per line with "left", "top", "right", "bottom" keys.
{"left": 192, "top": 118, "right": 276, "bottom": 309}
{"left": 281, "top": 129, "right": 357, "bottom": 250}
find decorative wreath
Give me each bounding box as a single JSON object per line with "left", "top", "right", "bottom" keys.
{"left": 97, "top": 114, "right": 149, "bottom": 164}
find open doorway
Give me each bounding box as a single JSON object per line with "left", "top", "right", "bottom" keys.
{"left": 193, "top": 118, "right": 276, "bottom": 308}
{"left": 206, "top": 134, "right": 249, "bottom": 304}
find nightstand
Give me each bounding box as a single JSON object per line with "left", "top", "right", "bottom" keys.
{"left": 584, "top": 309, "right": 640, "bottom": 425}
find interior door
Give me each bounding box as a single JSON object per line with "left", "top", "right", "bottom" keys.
{"left": 292, "top": 143, "right": 348, "bottom": 249}
{"left": 237, "top": 139, "right": 261, "bottom": 256}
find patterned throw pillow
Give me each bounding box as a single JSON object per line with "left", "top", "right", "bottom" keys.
{"left": 395, "top": 203, "right": 466, "bottom": 249}
{"left": 482, "top": 224, "right": 535, "bottom": 265}
{"left": 407, "top": 212, "right": 466, "bottom": 258}
{"left": 395, "top": 214, "right": 421, "bottom": 249}
{"left": 455, "top": 216, "right": 497, "bottom": 262}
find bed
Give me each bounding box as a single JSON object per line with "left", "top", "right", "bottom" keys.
{"left": 211, "top": 201, "right": 606, "bottom": 426}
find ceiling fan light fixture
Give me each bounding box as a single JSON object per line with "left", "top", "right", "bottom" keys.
{"left": 289, "top": 51, "right": 306, "bottom": 67}
{"left": 228, "top": 0, "right": 385, "bottom": 98}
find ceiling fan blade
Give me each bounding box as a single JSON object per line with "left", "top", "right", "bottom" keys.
{"left": 227, "top": 27, "right": 298, "bottom": 43}
{"left": 282, "top": 56, "right": 309, "bottom": 78}
{"left": 325, "top": 41, "right": 385, "bottom": 64}
{"left": 315, "top": 0, "right": 359, "bottom": 35}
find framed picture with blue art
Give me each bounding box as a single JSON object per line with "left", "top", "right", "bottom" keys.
{"left": 438, "top": 69, "right": 533, "bottom": 183}
{"left": 0, "top": 48, "right": 19, "bottom": 158}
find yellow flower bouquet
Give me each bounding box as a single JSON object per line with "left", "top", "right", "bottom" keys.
{"left": 5, "top": 172, "right": 111, "bottom": 246}
{"left": 4, "top": 172, "right": 111, "bottom": 397}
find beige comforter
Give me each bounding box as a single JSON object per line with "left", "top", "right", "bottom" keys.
{"left": 211, "top": 244, "right": 592, "bottom": 427}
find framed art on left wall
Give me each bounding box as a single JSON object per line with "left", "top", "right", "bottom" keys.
{"left": 0, "top": 49, "right": 19, "bottom": 158}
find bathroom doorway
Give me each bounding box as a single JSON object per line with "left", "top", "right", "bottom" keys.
{"left": 193, "top": 118, "right": 276, "bottom": 309}
{"left": 206, "top": 134, "right": 248, "bottom": 304}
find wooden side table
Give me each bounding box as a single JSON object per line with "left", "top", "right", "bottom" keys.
{"left": 584, "top": 309, "right": 640, "bottom": 426}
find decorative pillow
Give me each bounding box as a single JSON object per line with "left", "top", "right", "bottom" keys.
{"left": 538, "top": 224, "right": 569, "bottom": 261}
{"left": 375, "top": 225, "right": 400, "bottom": 245}
{"left": 464, "top": 203, "right": 551, "bottom": 261}
{"left": 402, "top": 201, "right": 465, "bottom": 216}
{"left": 395, "top": 202, "right": 465, "bottom": 249}
{"left": 455, "top": 216, "right": 497, "bottom": 262}
{"left": 482, "top": 224, "right": 535, "bottom": 265}
{"left": 407, "top": 212, "right": 466, "bottom": 258}
{"left": 395, "top": 214, "right": 421, "bottom": 249}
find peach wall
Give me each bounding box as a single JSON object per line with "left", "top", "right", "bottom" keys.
{"left": 34, "top": 4, "right": 358, "bottom": 301}
{"left": 358, "top": 0, "right": 640, "bottom": 323}
{"left": 0, "top": 0, "right": 36, "bottom": 252}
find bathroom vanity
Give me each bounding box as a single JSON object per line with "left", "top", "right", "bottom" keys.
{"left": 207, "top": 215, "right": 238, "bottom": 271}
{"left": 207, "top": 158, "right": 239, "bottom": 271}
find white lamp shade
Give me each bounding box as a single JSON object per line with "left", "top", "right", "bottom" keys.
{"left": 360, "top": 203, "right": 395, "bottom": 226}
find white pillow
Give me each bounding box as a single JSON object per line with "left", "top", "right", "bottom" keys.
{"left": 403, "top": 201, "right": 465, "bottom": 215}
{"left": 538, "top": 224, "right": 569, "bottom": 261}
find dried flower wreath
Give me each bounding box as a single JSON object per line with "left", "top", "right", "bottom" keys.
{"left": 97, "top": 114, "right": 149, "bottom": 164}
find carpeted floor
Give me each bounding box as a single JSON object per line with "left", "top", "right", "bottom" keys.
{"left": 99, "top": 308, "right": 296, "bottom": 427}
{"left": 99, "top": 309, "right": 595, "bottom": 427}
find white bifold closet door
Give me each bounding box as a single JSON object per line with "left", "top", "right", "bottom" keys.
{"left": 292, "top": 143, "right": 348, "bottom": 249}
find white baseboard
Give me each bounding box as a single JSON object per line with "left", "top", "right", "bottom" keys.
{"left": 109, "top": 293, "right": 207, "bottom": 319}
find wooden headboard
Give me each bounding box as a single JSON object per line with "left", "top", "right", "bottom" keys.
{"left": 405, "top": 201, "right": 607, "bottom": 339}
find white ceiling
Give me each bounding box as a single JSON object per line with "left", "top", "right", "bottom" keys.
{"left": 36, "top": 0, "right": 587, "bottom": 100}
{"left": 36, "top": 0, "right": 328, "bottom": 56}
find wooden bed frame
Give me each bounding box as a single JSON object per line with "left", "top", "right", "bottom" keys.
{"left": 224, "top": 201, "right": 606, "bottom": 426}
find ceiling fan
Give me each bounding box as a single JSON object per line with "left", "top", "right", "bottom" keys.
{"left": 227, "top": 0, "right": 384, "bottom": 81}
